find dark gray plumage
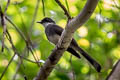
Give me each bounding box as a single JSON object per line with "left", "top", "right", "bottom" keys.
{"left": 37, "top": 17, "right": 101, "bottom": 72}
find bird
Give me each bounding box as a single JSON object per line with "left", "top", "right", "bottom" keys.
{"left": 37, "top": 17, "right": 101, "bottom": 72}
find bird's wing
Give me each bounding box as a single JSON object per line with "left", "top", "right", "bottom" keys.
{"left": 50, "top": 24, "right": 79, "bottom": 46}
{"left": 50, "top": 24, "right": 63, "bottom": 36}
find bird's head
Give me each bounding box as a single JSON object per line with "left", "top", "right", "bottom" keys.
{"left": 37, "top": 17, "right": 55, "bottom": 26}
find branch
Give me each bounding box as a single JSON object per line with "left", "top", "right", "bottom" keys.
{"left": 106, "top": 60, "right": 120, "bottom": 80}
{"left": 5, "top": 16, "right": 40, "bottom": 66}
{"left": 69, "top": 55, "right": 76, "bottom": 80}
{"left": 14, "top": 5, "right": 40, "bottom": 64}
{"left": 13, "top": 58, "right": 22, "bottom": 80}
{"left": 0, "top": 0, "right": 10, "bottom": 52}
{"left": 65, "top": 0, "right": 70, "bottom": 15}
{"left": 0, "top": 6, "right": 6, "bottom": 52}
{"left": 29, "top": 0, "right": 40, "bottom": 33}
{"left": 0, "top": 28, "right": 41, "bottom": 79}
{"left": 55, "top": 0, "right": 71, "bottom": 19}
{"left": 35, "top": 0, "right": 99, "bottom": 80}
{"left": 42, "top": 0, "right": 45, "bottom": 16}
{"left": 6, "top": 29, "right": 41, "bottom": 64}
{"left": 5, "top": 16, "right": 26, "bottom": 41}
{"left": 0, "top": 53, "right": 16, "bottom": 80}
{"left": 4, "top": 0, "right": 10, "bottom": 14}
{"left": 8, "top": 18, "right": 40, "bottom": 66}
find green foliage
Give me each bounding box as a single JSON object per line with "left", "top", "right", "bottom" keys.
{"left": 0, "top": 0, "right": 120, "bottom": 80}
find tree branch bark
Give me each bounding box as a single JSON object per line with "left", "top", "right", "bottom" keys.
{"left": 106, "top": 60, "right": 120, "bottom": 80}
{"left": 35, "top": 0, "right": 99, "bottom": 80}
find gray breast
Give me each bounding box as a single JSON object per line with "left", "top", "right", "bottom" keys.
{"left": 47, "top": 34, "right": 60, "bottom": 45}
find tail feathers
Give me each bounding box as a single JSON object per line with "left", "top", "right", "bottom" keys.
{"left": 67, "top": 48, "right": 81, "bottom": 59}
{"left": 76, "top": 46, "right": 101, "bottom": 72}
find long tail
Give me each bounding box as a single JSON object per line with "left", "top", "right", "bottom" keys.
{"left": 76, "top": 46, "right": 101, "bottom": 72}
{"left": 67, "top": 48, "right": 81, "bottom": 59}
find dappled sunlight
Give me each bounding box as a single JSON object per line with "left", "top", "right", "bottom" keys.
{"left": 9, "top": 30, "right": 19, "bottom": 44}
{"left": 96, "top": 14, "right": 104, "bottom": 23}
{"left": 5, "top": 29, "right": 19, "bottom": 48}
{"left": 70, "top": 6, "right": 78, "bottom": 14}
{"left": 112, "top": 46, "right": 120, "bottom": 59}
{"left": 103, "top": 23, "right": 113, "bottom": 32}
{"left": 103, "top": 0, "right": 119, "bottom": 10}
{"left": 28, "top": 50, "right": 41, "bottom": 61}
{"left": 103, "top": 0, "right": 114, "bottom": 9}
{"left": 1, "top": 59, "right": 8, "bottom": 67}
{"left": 34, "top": 50, "right": 41, "bottom": 60}
{"left": 81, "top": 65, "right": 89, "bottom": 74}
{"left": 14, "top": 15, "right": 22, "bottom": 24}
{"left": 77, "top": 26, "right": 88, "bottom": 37}
{"left": 19, "top": 6, "right": 28, "bottom": 13}
{"left": 13, "top": 55, "right": 18, "bottom": 61}
{"left": 107, "top": 69, "right": 112, "bottom": 75}
{"left": 59, "top": 57, "right": 70, "bottom": 69}
{"left": 49, "top": 11, "right": 57, "bottom": 18}
{"left": 7, "top": 5, "right": 17, "bottom": 15}
{"left": 69, "top": 0, "right": 75, "bottom": 3}
{"left": 57, "top": 19, "right": 66, "bottom": 28}
{"left": 43, "top": 34, "right": 48, "bottom": 41}
{"left": 78, "top": 38, "right": 90, "bottom": 48}
{"left": 107, "top": 32, "right": 113, "bottom": 38}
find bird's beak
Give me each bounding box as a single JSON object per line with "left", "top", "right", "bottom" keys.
{"left": 36, "top": 21, "right": 42, "bottom": 24}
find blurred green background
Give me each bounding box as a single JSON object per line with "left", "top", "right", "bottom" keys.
{"left": 0, "top": 0, "right": 120, "bottom": 80}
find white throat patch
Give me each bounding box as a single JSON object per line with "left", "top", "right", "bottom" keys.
{"left": 42, "top": 23, "right": 54, "bottom": 28}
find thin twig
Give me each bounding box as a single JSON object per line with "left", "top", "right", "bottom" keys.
{"left": 6, "top": 6, "right": 40, "bottom": 65}
{"left": 4, "top": 0, "right": 10, "bottom": 14}
{"left": 25, "top": 38, "right": 40, "bottom": 66}
{"left": 13, "top": 46, "right": 42, "bottom": 80}
{"left": 42, "top": 0, "right": 45, "bottom": 16}
{"left": 0, "top": 11, "right": 41, "bottom": 78}
{"left": 15, "top": 5, "right": 26, "bottom": 27}
{"left": 12, "top": 55, "right": 23, "bottom": 80}
{"left": 0, "top": 0, "right": 10, "bottom": 52}
{"left": 26, "top": 0, "right": 41, "bottom": 64}
{"left": 98, "top": 3, "right": 102, "bottom": 27}
{"left": 15, "top": 5, "right": 28, "bottom": 37}
{"left": 0, "top": 6, "right": 5, "bottom": 52}
{"left": 5, "top": 16, "right": 41, "bottom": 63}
{"left": 55, "top": 0, "right": 71, "bottom": 19}
{"left": 0, "top": 29, "right": 41, "bottom": 79}
{"left": 65, "top": 0, "right": 70, "bottom": 14}
{"left": 27, "top": 44, "right": 40, "bottom": 66}
{"left": 6, "top": 16, "right": 40, "bottom": 66}
{"left": 5, "top": 16, "right": 26, "bottom": 41}
{"left": 29, "top": 0, "right": 40, "bottom": 33}
{"left": 15, "top": 5, "right": 40, "bottom": 65}
{"left": 17, "top": 52, "right": 42, "bottom": 63}
{"left": 69, "top": 55, "right": 76, "bottom": 80}
{"left": 113, "top": 0, "right": 120, "bottom": 9}
{"left": 0, "top": 53, "right": 16, "bottom": 80}
{"left": 6, "top": 29, "right": 41, "bottom": 64}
